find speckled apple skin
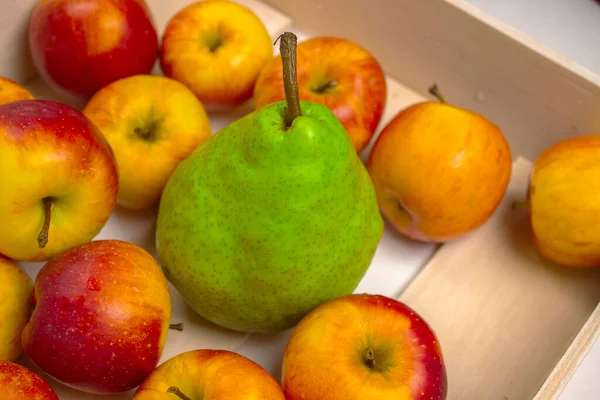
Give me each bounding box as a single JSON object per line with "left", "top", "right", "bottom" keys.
{"left": 0, "top": 360, "right": 58, "bottom": 400}
{"left": 156, "top": 100, "right": 383, "bottom": 333}
{"left": 21, "top": 240, "right": 172, "bottom": 394}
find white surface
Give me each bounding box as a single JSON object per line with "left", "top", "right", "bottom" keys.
{"left": 464, "top": 1, "right": 600, "bottom": 399}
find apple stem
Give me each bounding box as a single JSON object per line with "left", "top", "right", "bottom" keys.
{"left": 169, "top": 322, "right": 184, "bottom": 331}
{"left": 512, "top": 200, "right": 531, "bottom": 210}
{"left": 276, "top": 32, "right": 302, "bottom": 127}
{"left": 167, "top": 386, "right": 192, "bottom": 400}
{"left": 428, "top": 84, "right": 447, "bottom": 104}
{"left": 37, "top": 197, "right": 53, "bottom": 249}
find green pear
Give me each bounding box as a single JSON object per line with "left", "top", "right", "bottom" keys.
{"left": 156, "top": 32, "right": 383, "bottom": 333}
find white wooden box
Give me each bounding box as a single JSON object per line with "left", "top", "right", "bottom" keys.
{"left": 2, "top": 0, "right": 600, "bottom": 399}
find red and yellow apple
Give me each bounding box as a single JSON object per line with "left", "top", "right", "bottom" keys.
{"left": 0, "top": 99, "right": 118, "bottom": 262}
{"left": 517, "top": 134, "right": 600, "bottom": 267}
{"left": 254, "top": 36, "right": 387, "bottom": 153}
{"left": 132, "top": 349, "right": 285, "bottom": 400}
{"left": 0, "top": 77, "right": 34, "bottom": 106}
{"left": 367, "top": 87, "right": 512, "bottom": 242}
{"left": 21, "top": 240, "right": 172, "bottom": 394}
{"left": 83, "top": 74, "right": 212, "bottom": 210}
{"left": 0, "top": 255, "right": 33, "bottom": 362}
{"left": 282, "top": 293, "right": 447, "bottom": 400}
{"left": 160, "top": 0, "right": 273, "bottom": 110}
{"left": 0, "top": 360, "right": 58, "bottom": 400}
{"left": 29, "top": 0, "right": 159, "bottom": 100}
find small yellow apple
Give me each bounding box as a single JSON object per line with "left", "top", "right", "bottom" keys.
{"left": 0, "top": 255, "right": 33, "bottom": 361}
{"left": 83, "top": 74, "right": 211, "bottom": 210}
{"left": 0, "top": 77, "right": 34, "bottom": 106}
{"left": 517, "top": 134, "right": 600, "bottom": 267}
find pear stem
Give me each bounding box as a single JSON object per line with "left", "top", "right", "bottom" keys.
{"left": 428, "top": 84, "right": 447, "bottom": 104}
{"left": 169, "top": 322, "right": 184, "bottom": 331}
{"left": 37, "top": 197, "right": 52, "bottom": 248}
{"left": 167, "top": 386, "right": 192, "bottom": 400}
{"left": 512, "top": 200, "right": 531, "bottom": 210}
{"left": 277, "top": 32, "right": 302, "bottom": 127}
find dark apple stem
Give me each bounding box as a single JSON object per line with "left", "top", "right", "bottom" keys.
{"left": 512, "top": 200, "right": 531, "bottom": 210}
{"left": 167, "top": 386, "right": 192, "bottom": 400}
{"left": 37, "top": 197, "right": 52, "bottom": 248}
{"left": 169, "top": 322, "right": 184, "bottom": 331}
{"left": 277, "top": 32, "right": 302, "bottom": 127}
{"left": 364, "top": 347, "right": 376, "bottom": 369}
{"left": 428, "top": 84, "right": 447, "bottom": 104}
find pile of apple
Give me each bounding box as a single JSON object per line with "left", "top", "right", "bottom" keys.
{"left": 1, "top": 0, "right": 599, "bottom": 399}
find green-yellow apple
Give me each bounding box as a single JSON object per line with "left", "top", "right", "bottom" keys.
{"left": 160, "top": 0, "right": 273, "bottom": 110}
{"left": 0, "top": 77, "right": 34, "bottom": 106}
{"left": 515, "top": 134, "right": 600, "bottom": 267}
{"left": 29, "top": 0, "right": 159, "bottom": 100}
{"left": 367, "top": 86, "right": 512, "bottom": 242}
{"left": 0, "top": 99, "right": 118, "bottom": 262}
{"left": 0, "top": 255, "right": 33, "bottom": 361}
{"left": 132, "top": 349, "right": 286, "bottom": 400}
{"left": 83, "top": 74, "right": 212, "bottom": 210}
{"left": 0, "top": 360, "right": 58, "bottom": 400}
{"left": 254, "top": 36, "right": 387, "bottom": 153}
{"left": 282, "top": 293, "right": 447, "bottom": 400}
{"left": 21, "top": 240, "right": 172, "bottom": 394}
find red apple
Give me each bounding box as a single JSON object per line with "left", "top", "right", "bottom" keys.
{"left": 0, "top": 99, "right": 118, "bottom": 262}
{"left": 21, "top": 240, "right": 172, "bottom": 394}
{"left": 0, "top": 360, "right": 58, "bottom": 400}
{"left": 28, "top": 0, "right": 158, "bottom": 100}
{"left": 282, "top": 293, "right": 447, "bottom": 400}
{"left": 132, "top": 349, "right": 286, "bottom": 400}
{"left": 253, "top": 36, "right": 387, "bottom": 153}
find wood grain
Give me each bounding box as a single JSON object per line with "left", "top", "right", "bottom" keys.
{"left": 397, "top": 157, "right": 600, "bottom": 400}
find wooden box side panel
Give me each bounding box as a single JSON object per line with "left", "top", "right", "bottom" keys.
{"left": 262, "top": 0, "right": 600, "bottom": 161}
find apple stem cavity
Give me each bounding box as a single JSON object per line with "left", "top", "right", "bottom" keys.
{"left": 167, "top": 386, "right": 193, "bottom": 400}
{"left": 364, "top": 347, "right": 377, "bottom": 370}
{"left": 512, "top": 200, "right": 531, "bottom": 210}
{"left": 276, "top": 31, "right": 302, "bottom": 127}
{"left": 428, "top": 84, "right": 448, "bottom": 104}
{"left": 169, "top": 322, "right": 184, "bottom": 331}
{"left": 37, "top": 197, "right": 53, "bottom": 248}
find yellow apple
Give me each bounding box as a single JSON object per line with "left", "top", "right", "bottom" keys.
{"left": 517, "top": 134, "right": 600, "bottom": 267}
{"left": 0, "top": 77, "right": 34, "bottom": 106}
{"left": 160, "top": 0, "right": 273, "bottom": 110}
{"left": 0, "top": 255, "right": 32, "bottom": 361}
{"left": 83, "top": 74, "right": 211, "bottom": 210}
{"left": 132, "top": 349, "right": 286, "bottom": 399}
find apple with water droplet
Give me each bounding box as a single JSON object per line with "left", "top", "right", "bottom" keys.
{"left": 21, "top": 240, "right": 173, "bottom": 394}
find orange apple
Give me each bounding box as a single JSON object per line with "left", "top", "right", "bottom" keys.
{"left": 282, "top": 293, "right": 447, "bottom": 400}
{"left": 253, "top": 36, "right": 387, "bottom": 153}
{"left": 516, "top": 134, "right": 600, "bottom": 267}
{"left": 0, "top": 99, "right": 118, "bottom": 262}
{"left": 160, "top": 0, "right": 273, "bottom": 110}
{"left": 0, "top": 77, "right": 34, "bottom": 106}
{"left": 132, "top": 349, "right": 286, "bottom": 400}
{"left": 83, "top": 74, "right": 212, "bottom": 210}
{"left": 0, "top": 360, "right": 58, "bottom": 400}
{"left": 21, "top": 240, "right": 172, "bottom": 394}
{"left": 0, "top": 255, "right": 33, "bottom": 361}
{"left": 28, "top": 0, "right": 159, "bottom": 100}
{"left": 367, "top": 86, "right": 512, "bottom": 242}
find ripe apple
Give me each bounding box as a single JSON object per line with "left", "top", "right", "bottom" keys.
{"left": 0, "top": 255, "right": 33, "bottom": 362}
{"left": 367, "top": 85, "right": 512, "bottom": 242}
{"left": 253, "top": 36, "right": 387, "bottom": 153}
{"left": 282, "top": 293, "right": 447, "bottom": 400}
{"left": 21, "top": 240, "right": 172, "bottom": 394}
{"left": 0, "top": 100, "right": 118, "bottom": 262}
{"left": 0, "top": 360, "right": 58, "bottom": 400}
{"left": 160, "top": 0, "right": 273, "bottom": 110}
{"left": 28, "top": 0, "right": 159, "bottom": 100}
{"left": 83, "top": 74, "right": 212, "bottom": 210}
{"left": 515, "top": 134, "right": 600, "bottom": 267}
{"left": 132, "top": 349, "right": 285, "bottom": 400}
{"left": 0, "top": 77, "right": 34, "bottom": 106}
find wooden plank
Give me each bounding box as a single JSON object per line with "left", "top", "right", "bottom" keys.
{"left": 397, "top": 157, "right": 600, "bottom": 400}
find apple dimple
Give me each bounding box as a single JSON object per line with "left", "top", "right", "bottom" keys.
{"left": 310, "top": 79, "right": 338, "bottom": 95}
